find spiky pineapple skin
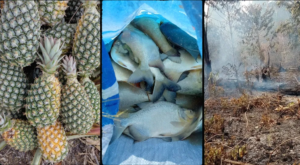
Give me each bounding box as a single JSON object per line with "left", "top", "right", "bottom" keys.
{"left": 37, "top": 1, "right": 69, "bottom": 26}
{"left": 0, "top": 1, "right": 40, "bottom": 67}
{"left": 0, "top": 60, "right": 28, "bottom": 112}
{"left": 37, "top": 121, "right": 68, "bottom": 163}
{"left": 65, "top": 0, "right": 84, "bottom": 23}
{"left": 2, "top": 120, "right": 38, "bottom": 151}
{"left": 61, "top": 79, "right": 94, "bottom": 134}
{"left": 81, "top": 77, "right": 100, "bottom": 124}
{"left": 43, "top": 22, "right": 76, "bottom": 55}
{"left": 26, "top": 74, "right": 61, "bottom": 128}
{"left": 73, "top": 3, "right": 100, "bottom": 75}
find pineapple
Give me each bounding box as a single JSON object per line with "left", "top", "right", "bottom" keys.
{"left": 0, "top": 113, "right": 38, "bottom": 151}
{"left": 26, "top": 36, "right": 64, "bottom": 128}
{"left": 0, "top": 1, "right": 41, "bottom": 67}
{"left": 73, "top": 0, "right": 100, "bottom": 75}
{"left": 0, "top": 59, "right": 28, "bottom": 112}
{"left": 37, "top": 0, "right": 69, "bottom": 26}
{"left": 61, "top": 56, "right": 94, "bottom": 134}
{"left": 43, "top": 22, "right": 77, "bottom": 55}
{"left": 65, "top": 0, "right": 84, "bottom": 23}
{"left": 80, "top": 76, "right": 100, "bottom": 124}
{"left": 37, "top": 121, "right": 68, "bottom": 163}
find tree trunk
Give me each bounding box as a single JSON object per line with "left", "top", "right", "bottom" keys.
{"left": 204, "top": 26, "right": 212, "bottom": 86}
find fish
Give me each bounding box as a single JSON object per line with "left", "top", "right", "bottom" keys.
{"left": 119, "top": 24, "right": 164, "bottom": 91}
{"left": 131, "top": 17, "right": 180, "bottom": 63}
{"left": 118, "top": 82, "right": 151, "bottom": 110}
{"left": 110, "top": 101, "right": 200, "bottom": 144}
{"left": 111, "top": 41, "right": 181, "bottom": 102}
{"left": 111, "top": 60, "right": 132, "bottom": 82}
{"left": 150, "top": 67, "right": 181, "bottom": 102}
{"left": 163, "top": 49, "right": 202, "bottom": 82}
{"left": 175, "top": 94, "right": 203, "bottom": 110}
{"left": 177, "top": 69, "right": 202, "bottom": 96}
{"left": 160, "top": 22, "right": 200, "bottom": 61}
{"left": 111, "top": 40, "right": 138, "bottom": 72}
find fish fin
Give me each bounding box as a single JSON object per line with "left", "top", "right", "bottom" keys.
{"left": 171, "top": 121, "right": 182, "bottom": 127}
{"left": 177, "top": 71, "right": 190, "bottom": 83}
{"left": 151, "top": 81, "right": 165, "bottom": 102}
{"left": 168, "top": 56, "right": 182, "bottom": 63}
{"left": 128, "top": 126, "right": 149, "bottom": 142}
{"left": 149, "top": 59, "right": 165, "bottom": 71}
{"left": 163, "top": 78, "right": 181, "bottom": 91}
{"left": 128, "top": 68, "right": 154, "bottom": 90}
{"left": 163, "top": 91, "right": 177, "bottom": 103}
{"left": 165, "top": 49, "right": 179, "bottom": 57}
{"left": 110, "top": 119, "right": 127, "bottom": 145}
{"left": 160, "top": 53, "right": 168, "bottom": 61}
{"left": 160, "top": 137, "right": 172, "bottom": 142}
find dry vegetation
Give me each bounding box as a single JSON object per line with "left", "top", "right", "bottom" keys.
{"left": 0, "top": 137, "right": 100, "bottom": 165}
{"left": 205, "top": 77, "right": 300, "bottom": 164}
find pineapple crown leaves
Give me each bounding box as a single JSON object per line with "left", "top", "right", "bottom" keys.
{"left": 0, "top": 112, "right": 14, "bottom": 134}
{"left": 37, "top": 36, "right": 65, "bottom": 74}
{"left": 62, "top": 55, "right": 77, "bottom": 78}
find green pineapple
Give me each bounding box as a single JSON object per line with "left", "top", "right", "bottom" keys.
{"left": 0, "top": 113, "right": 38, "bottom": 152}
{"left": 26, "top": 36, "right": 64, "bottom": 128}
{"left": 80, "top": 76, "right": 100, "bottom": 124}
{"left": 43, "top": 22, "right": 77, "bottom": 55}
{"left": 61, "top": 56, "right": 94, "bottom": 134}
{"left": 0, "top": 1, "right": 41, "bottom": 67}
{"left": 37, "top": 1, "right": 69, "bottom": 26}
{"left": 0, "top": 59, "right": 28, "bottom": 112}
{"left": 73, "top": 0, "right": 100, "bottom": 76}
{"left": 65, "top": 0, "right": 84, "bottom": 23}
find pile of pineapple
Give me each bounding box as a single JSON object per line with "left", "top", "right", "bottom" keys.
{"left": 0, "top": 0, "right": 100, "bottom": 163}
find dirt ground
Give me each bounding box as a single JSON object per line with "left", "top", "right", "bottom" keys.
{"left": 205, "top": 71, "right": 300, "bottom": 165}
{"left": 0, "top": 137, "right": 100, "bottom": 165}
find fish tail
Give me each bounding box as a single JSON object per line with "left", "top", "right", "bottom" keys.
{"left": 109, "top": 119, "right": 127, "bottom": 145}
{"left": 164, "top": 78, "right": 181, "bottom": 91}
{"left": 149, "top": 59, "right": 165, "bottom": 71}
{"left": 128, "top": 68, "right": 154, "bottom": 90}
{"left": 165, "top": 48, "right": 180, "bottom": 57}
{"left": 163, "top": 90, "right": 177, "bottom": 103}
{"left": 152, "top": 78, "right": 181, "bottom": 102}
{"left": 151, "top": 81, "right": 165, "bottom": 102}
{"left": 160, "top": 53, "right": 168, "bottom": 61}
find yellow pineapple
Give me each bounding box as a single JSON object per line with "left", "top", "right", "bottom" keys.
{"left": 36, "top": 121, "right": 68, "bottom": 163}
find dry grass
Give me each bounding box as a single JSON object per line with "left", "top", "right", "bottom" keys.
{"left": 0, "top": 137, "right": 100, "bottom": 165}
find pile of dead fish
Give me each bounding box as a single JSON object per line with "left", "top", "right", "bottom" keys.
{"left": 109, "top": 17, "right": 202, "bottom": 144}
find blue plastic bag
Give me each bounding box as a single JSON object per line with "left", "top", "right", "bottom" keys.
{"left": 102, "top": 1, "right": 202, "bottom": 57}
{"left": 101, "top": 0, "right": 203, "bottom": 159}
